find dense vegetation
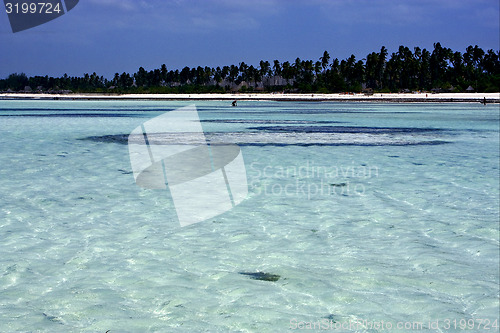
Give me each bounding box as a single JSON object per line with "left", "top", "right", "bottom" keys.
{"left": 1, "top": 43, "right": 499, "bottom": 94}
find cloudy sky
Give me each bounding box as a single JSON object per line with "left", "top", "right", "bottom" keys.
{"left": 0, "top": 0, "right": 498, "bottom": 78}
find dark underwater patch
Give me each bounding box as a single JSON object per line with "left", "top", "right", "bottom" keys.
{"left": 247, "top": 125, "right": 443, "bottom": 134}
{"left": 42, "top": 313, "right": 63, "bottom": 324}
{"left": 0, "top": 108, "right": 174, "bottom": 112}
{"left": 80, "top": 134, "right": 130, "bottom": 144}
{"left": 0, "top": 113, "right": 144, "bottom": 118}
{"left": 79, "top": 134, "right": 451, "bottom": 146}
{"left": 239, "top": 272, "right": 281, "bottom": 282}
{"left": 200, "top": 119, "right": 343, "bottom": 124}
{"left": 219, "top": 110, "right": 424, "bottom": 116}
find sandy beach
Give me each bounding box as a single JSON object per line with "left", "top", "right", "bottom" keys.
{"left": 0, "top": 92, "right": 499, "bottom": 103}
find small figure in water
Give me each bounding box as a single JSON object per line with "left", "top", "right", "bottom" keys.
{"left": 483, "top": 97, "right": 487, "bottom": 105}
{"left": 232, "top": 100, "right": 237, "bottom": 107}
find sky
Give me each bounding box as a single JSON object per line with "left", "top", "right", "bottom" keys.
{"left": 1, "top": 0, "right": 499, "bottom": 79}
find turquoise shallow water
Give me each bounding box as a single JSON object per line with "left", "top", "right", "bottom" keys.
{"left": 0, "top": 100, "right": 499, "bottom": 332}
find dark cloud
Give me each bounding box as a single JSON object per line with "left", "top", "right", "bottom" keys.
{"left": 1, "top": 0, "right": 498, "bottom": 78}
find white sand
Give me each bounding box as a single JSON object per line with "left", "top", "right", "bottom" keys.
{"left": 1, "top": 92, "right": 499, "bottom": 102}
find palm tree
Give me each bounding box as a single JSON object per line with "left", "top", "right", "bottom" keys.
{"left": 214, "top": 66, "right": 223, "bottom": 84}
{"left": 449, "top": 51, "right": 464, "bottom": 87}
{"left": 134, "top": 67, "right": 147, "bottom": 87}
{"left": 377, "top": 46, "right": 388, "bottom": 89}
{"left": 397, "top": 46, "right": 415, "bottom": 89}
{"left": 221, "top": 66, "right": 230, "bottom": 81}
{"left": 419, "top": 49, "right": 431, "bottom": 90}
{"left": 314, "top": 61, "right": 322, "bottom": 76}
{"left": 179, "top": 66, "right": 191, "bottom": 84}
{"left": 482, "top": 49, "right": 500, "bottom": 75}
{"left": 228, "top": 65, "right": 239, "bottom": 84}
{"left": 282, "top": 61, "right": 293, "bottom": 84}
{"left": 259, "top": 60, "right": 271, "bottom": 78}
{"left": 430, "top": 42, "right": 452, "bottom": 87}
{"left": 160, "top": 64, "right": 168, "bottom": 83}
{"left": 112, "top": 73, "right": 120, "bottom": 87}
{"left": 320, "top": 50, "right": 330, "bottom": 72}
{"left": 294, "top": 57, "right": 302, "bottom": 74}
{"left": 247, "top": 65, "right": 259, "bottom": 87}
{"left": 273, "top": 60, "right": 281, "bottom": 76}
{"left": 302, "top": 59, "right": 314, "bottom": 83}
{"left": 238, "top": 62, "right": 248, "bottom": 82}
{"left": 365, "top": 52, "right": 379, "bottom": 89}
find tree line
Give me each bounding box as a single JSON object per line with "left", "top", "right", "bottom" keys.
{"left": 1, "top": 43, "right": 498, "bottom": 94}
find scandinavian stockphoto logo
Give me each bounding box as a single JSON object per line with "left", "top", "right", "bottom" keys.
{"left": 128, "top": 105, "right": 248, "bottom": 227}
{"left": 4, "top": 0, "right": 79, "bottom": 33}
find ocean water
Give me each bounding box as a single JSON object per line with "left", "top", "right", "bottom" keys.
{"left": 0, "top": 100, "right": 498, "bottom": 332}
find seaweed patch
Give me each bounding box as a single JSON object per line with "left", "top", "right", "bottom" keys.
{"left": 329, "top": 182, "right": 348, "bottom": 187}
{"left": 239, "top": 271, "right": 281, "bottom": 282}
